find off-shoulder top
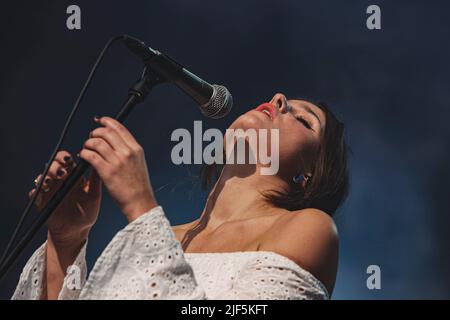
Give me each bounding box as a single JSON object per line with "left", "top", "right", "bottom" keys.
{"left": 12, "top": 206, "right": 329, "bottom": 300}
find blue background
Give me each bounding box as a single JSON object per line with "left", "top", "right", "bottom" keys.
{"left": 1, "top": 0, "right": 449, "bottom": 299}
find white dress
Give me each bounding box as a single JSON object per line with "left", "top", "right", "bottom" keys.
{"left": 12, "top": 206, "right": 329, "bottom": 300}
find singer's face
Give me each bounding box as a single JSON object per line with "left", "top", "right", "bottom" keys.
{"left": 228, "top": 93, "right": 326, "bottom": 178}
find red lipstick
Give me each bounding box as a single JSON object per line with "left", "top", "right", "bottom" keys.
{"left": 255, "top": 103, "right": 276, "bottom": 120}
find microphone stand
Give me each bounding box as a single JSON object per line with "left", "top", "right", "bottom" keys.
{"left": 0, "top": 68, "right": 164, "bottom": 282}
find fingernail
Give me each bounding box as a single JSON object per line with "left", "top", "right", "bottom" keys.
{"left": 94, "top": 116, "right": 100, "bottom": 122}
{"left": 56, "top": 169, "right": 65, "bottom": 177}
{"left": 64, "top": 155, "right": 72, "bottom": 162}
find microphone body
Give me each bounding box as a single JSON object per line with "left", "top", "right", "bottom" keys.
{"left": 123, "top": 35, "right": 232, "bottom": 119}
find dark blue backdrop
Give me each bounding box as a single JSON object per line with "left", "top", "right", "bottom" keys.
{"left": 1, "top": 0, "right": 449, "bottom": 299}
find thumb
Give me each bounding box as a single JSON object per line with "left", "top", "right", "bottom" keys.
{"left": 85, "top": 168, "right": 102, "bottom": 197}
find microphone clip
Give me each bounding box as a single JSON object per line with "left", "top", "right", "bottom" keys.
{"left": 129, "top": 67, "right": 165, "bottom": 102}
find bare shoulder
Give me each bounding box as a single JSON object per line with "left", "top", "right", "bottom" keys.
{"left": 259, "top": 208, "right": 339, "bottom": 295}
{"left": 281, "top": 208, "right": 338, "bottom": 243}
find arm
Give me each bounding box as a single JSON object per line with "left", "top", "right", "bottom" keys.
{"left": 12, "top": 234, "right": 88, "bottom": 300}
{"left": 78, "top": 206, "right": 205, "bottom": 299}
{"left": 12, "top": 206, "right": 205, "bottom": 300}
{"left": 13, "top": 150, "right": 101, "bottom": 300}
{"left": 44, "top": 232, "right": 88, "bottom": 299}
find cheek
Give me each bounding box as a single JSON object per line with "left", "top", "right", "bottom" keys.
{"left": 278, "top": 128, "right": 319, "bottom": 168}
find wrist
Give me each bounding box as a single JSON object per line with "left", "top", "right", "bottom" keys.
{"left": 123, "top": 196, "right": 158, "bottom": 223}
{"left": 45, "top": 230, "right": 88, "bottom": 299}
{"left": 48, "top": 227, "right": 90, "bottom": 251}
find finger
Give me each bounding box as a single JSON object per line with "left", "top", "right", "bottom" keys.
{"left": 34, "top": 174, "right": 43, "bottom": 186}
{"left": 90, "top": 126, "right": 131, "bottom": 157}
{"left": 85, "top": 168, "right": 102, "bottom": 197}
{"left": 41, "top": 159, "right": 73, "bottom": 196}
{"left": 47, "top": 160, "right": 67, "bottom": 180}
{"left": 29, "top": 188, "right": 47, "bottom": 199}
{"left": 29, "top": 188, "right": 46, "bottom": 209}
{"left": 79, "top": 148, "right": 110, "bottom": 180}
{"left": 34, "top": 174, "right": 52, "bottom": 190}
{"left": 83, "top": 137, "right": 119, "bottom": 164}
{"left": 54, "top": 151, "right": 76, "bottom": 170}
{"left": 53, "top": 151, "right": 85, "bottom": 189}
{"left": 32, "top": 152, "right": 82, "bottom": 203}
{"left": 96, "top": 116, "right": 139, "bottom": 150}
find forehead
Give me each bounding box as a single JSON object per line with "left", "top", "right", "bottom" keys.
{"left": 288, "top": 99, "right": 326, "bottom": 126}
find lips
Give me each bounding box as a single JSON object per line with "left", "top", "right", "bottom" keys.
{"left": 255, "top": 103, "right": 276, "bottom": 120}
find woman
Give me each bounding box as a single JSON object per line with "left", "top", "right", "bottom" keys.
{"left": 13, "top": 93, "right": 348, "bottom": 300}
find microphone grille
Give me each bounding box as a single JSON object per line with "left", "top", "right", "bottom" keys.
{"left": 200, "top": 85, "right": 233, "bottom": 119}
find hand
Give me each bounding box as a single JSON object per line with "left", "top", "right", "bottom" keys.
{"left": 79, "top": 116, "right": 157, "bottom": 222}
{"left": 29, "top": 151, "right": 102, "bottom": 244}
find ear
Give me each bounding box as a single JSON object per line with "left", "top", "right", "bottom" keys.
{"left": 300, "top": 173, "right": 312, "bottom": 189}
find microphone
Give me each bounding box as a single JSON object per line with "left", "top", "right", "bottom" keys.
{"left": 122, "top": 35, "right": 233, "bottom": 119}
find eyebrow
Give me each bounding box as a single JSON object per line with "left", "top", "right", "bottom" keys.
{"left": 302, "top": 105, "right": 322, "bottom": 127}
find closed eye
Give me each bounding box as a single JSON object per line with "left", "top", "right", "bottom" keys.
{"left": 296, "top": 116, "right": 314, "bottom": 131}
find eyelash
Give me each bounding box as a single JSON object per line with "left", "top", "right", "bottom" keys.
{"left": 287, "top": 104, "right": 314, "bottom": 131}
{"left": 296, "top": 116, "right": 313, "bottom": 130}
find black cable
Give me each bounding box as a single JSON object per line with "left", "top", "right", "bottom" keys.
{"left": 0, "top": 35, "right": 124, "bottom": 269}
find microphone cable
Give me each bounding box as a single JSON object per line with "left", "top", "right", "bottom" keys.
{"left": 0, "top": 35, "right": 125, "bottom": 270}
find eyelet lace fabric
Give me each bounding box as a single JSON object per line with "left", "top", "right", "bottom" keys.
{"left": 12, "top": 206, "right": 328, "bottom": 300}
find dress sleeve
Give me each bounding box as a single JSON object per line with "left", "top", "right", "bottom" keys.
{"left": 11, "top": 240, "right": 88, "bottom": 300}
{"left": 78, "top": 206, "right": 206, "bottom": 300}
{"left": 11, "top": 206, "right": 204, "bottom": 300}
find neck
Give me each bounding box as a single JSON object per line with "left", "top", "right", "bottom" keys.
{"left": 200, "top": 163, "right": 288, "bottom": 230}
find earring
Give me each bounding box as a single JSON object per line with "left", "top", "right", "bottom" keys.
{"left": 293, "top": 174, "right": 310, "bottom": 184}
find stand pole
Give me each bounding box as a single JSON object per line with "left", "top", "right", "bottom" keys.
{"left": 0, "top": 70, "right": 162, "bottom": 282}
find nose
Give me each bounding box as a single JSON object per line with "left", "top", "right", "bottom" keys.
{"left": 270, "top": 93, "right": 288, "bottom": 113}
